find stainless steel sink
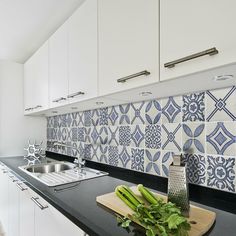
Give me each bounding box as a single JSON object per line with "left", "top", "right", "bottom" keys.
{"left": 19, "top": 161, "right": 108, "bottom": 187}
{"left": 26, "top": 163, "right": 73, "bottom": 173}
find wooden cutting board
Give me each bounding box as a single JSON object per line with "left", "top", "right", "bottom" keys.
{"left": 96, "top": 186, "right": 216, "bottom": 236}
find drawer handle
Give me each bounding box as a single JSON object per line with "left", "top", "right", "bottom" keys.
{"left": 67, "top": 91, "right": 85, "bottom": 98}
{"left": 25, "top": 108, "right": 33, "bottom": 111}
{"left": 117, "top": 70, "right": 150, "bottom": 83}
{"left": 164, "top": 47, "right": 219, "bottom": 68}
{"left": 31, "top": 197, "right": 48, "bottom": 210}
{"left": 16, "top": 183, "right": 28, "bottom": 191}
{"left": 34, "top": 105, "right": 42, "bottom": 109}
{"left": 52, "top": 97, "right": 67, "bottom": 103}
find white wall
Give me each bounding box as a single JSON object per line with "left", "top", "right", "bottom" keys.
{"left": 0, "top": 60, "right": 46, "bottom": 157}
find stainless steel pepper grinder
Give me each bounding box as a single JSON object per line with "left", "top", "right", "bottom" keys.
{"left": 167, "top": 154, "right": 190, "bottom": 217}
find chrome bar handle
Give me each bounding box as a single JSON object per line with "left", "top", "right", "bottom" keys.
{"left": 16, "top": 183, "right": 28, "bottom": 191}
{"left": 34, "top": 105, "right": 42, "bottom": 109}
{"left": 117, "top": 70, "right": 150, "bottom": 83}
{"left": 52, "top": 97, "right": 67, "bottom": 103}
{"left": 164, "top": 47, "right": 219, "bottom": 68}
{"left": 25, "top": 108, "right": 33, "bottom": 111}
{"left": 31, "top": 197, "right": 48, "bottom": 210}
{"left": 67, "top": 91, "right": 85, "bottom": 98}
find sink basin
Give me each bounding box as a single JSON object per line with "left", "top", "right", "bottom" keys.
{"left": 26, "top": 163, "right": 74, "bottom": 174}
{"left": 19, "top": 161, "right": 108, "bottom": 187}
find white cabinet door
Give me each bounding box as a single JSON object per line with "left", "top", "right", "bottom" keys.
{"left": 34, "top": 195, "right": 84, "bottom": 236}
{"left": 68, "top": 0, "right": 98, "bottom": 103}
{"left": 49, "top": 22, "right": 69, "bottom": 108}
{"left": 160, "top": 0, "right": 236, "bottom": 81}
{"left": 24, "top": 41, "right": 49, "bottom": 114}
{"left": 0, "top": 169, "right": 9, "bottom": 235}
{"left": 98, "top": 0, "right": 159, "bottom": 96}
{"left": 8, "top": 178, "right": 20, "bottom": 236}
{"left": 19, "top": 184, "right": 35, "bottom": 236}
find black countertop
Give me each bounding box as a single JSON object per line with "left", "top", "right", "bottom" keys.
{"left": 0, "top": 156, "right": 236, "bottom": 236}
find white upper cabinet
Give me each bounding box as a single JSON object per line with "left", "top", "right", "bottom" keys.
{"left": 24, "top": 41, "right": 49, "bottom": 113}
{"left": 98, "top": 0, "right": 159, "bottom": 96}
{"left": 49, "top": 22, "right": 69, "bottom": 108}
{"left": 160, "top": 0, "right": 236, "bottom": 81}
{"left": 68, "top": 0, "right": 98, "bottom": 103}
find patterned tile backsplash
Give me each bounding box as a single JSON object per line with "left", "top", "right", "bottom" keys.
{"left": 47, "top": 86, "right": 236, "bottom": 194}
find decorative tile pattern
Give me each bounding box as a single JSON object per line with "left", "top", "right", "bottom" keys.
{"left": 145, "top": 100, "right": 161, "bottom": 124}
{"left": 99, "top": 108, "right": 108, "bottom": 126}
{"left": 119, "top": 146, "right": 131, "bottom": 168}
{"left": 206, "top": 86, "right": 236, "bottom": 121}
{"left": 206, "top": 122, "right": 236, "bottom": 156}
{"left": 84, "top": 111, "right": 91, "bottom": 127}
{"left": 131, "top": 125, "right": 145, "bottom": 147}
{"left": 77, "top": 127, "right": 85, "bottom": 142}
{"left": 108, "top": 106, "right": 119, "bottom": 126}
{"left": 162, "top": 123, "right": 182, "bottom": 151}
{"left": 119, "top": 104, "right": 130, "bottom": 125}
{"left": 183, "top": 154, "right": 206, "bottom": 185}
{"left": 182, "top": 123, "right": 205, "bottom": 153}
{"left": 91, "top": 109, "right": 99, "bottom": 126}
{"left": 161, "top": 151, "right": 174, "bottom": 177}
{"left": 99, "top": 126, "right": 108, "bottom": 145}
{"left": 182, "top": 92, "right": 205, "bottom": 122}
{"left": 162, "top": 96, "right": 181, "bottom": 123}
{"left": 130, "top": 102, "right": 145, "bottom": 124}
{"left": 108, "top": 126, "right": 119, "bottom": 146}
{"left": 47, "top": 85, "right": 236, "bottom": 194}
{"left": 131, "top": 148, "right": 144, "bottom": 172}
{"left": 145, "top": 149, "right": 161, "bottom": 175}
{"left": 119, "top": 126, "right": 131, "bottom": 146}
{"left": 145, "top": 125, "right": 161, "bottom": 149}
{"left": 207, "top": 155, "right": 235, "bottom": 192}
{"left": 108, "top": 146, "right": 119, "bottom": 166}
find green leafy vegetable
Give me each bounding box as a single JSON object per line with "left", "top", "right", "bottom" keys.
{"left": 115, "top": 184, "right": 191, "bottom": 236}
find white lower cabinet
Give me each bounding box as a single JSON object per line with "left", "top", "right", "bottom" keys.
{"left": 0, "top": 165, "right": 86, "bottom": 236}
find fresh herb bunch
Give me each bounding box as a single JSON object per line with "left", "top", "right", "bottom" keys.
{"left": 116, "top": 185, "right": 191, "bottom": 236}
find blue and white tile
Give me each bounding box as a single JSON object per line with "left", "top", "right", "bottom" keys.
{"left": 131, "top": 125, "right": 145, "bottom": 148}
{"left": 108, "top": 146, "right": 119, "bottom": 166}
{"left": 66, "top": 113, "right": 72, "bottom": 128}
{"left": 99, "top": 145, "right": 108, "bottom": 164}
{"left": 71, "top": 142, "right": 78, "bottom": 157}
{"left": 206, "top": 122, "right": 236, "bottom": 156}
{"left": 162, "top": 96, "right": 182, "bottom": 123}
{"left": 119, "top": 104, "right": 130, "bottom": 125}
{"left": 91, "top": 145, "right": 100, "bottom": 162}
{"left": 206, "top": 86, "right": 236, "bottom": 121}
{"left": 161, "top": 151, "right": 174, "bottom": 177}
{"left": 119, "top": 126, "right": 131, "bottom": 146}
{"left": 108, "top": 126, "right": 119, "bottom": 146}
{"left": 182, "top": 123, "right": 205, "bottom": 154}
{"left": 53, "top": 116, "right": 59, "bottom": 128}
{"left": 207, "top": 155, "right": 235, "bottom": 192}
{"left": 131, "top": 148, "right": 144, "bottom": 172}
{"left": 59, "top": 114, "right": 67, "bottom": 127}
{"left": 145, "top": 124, "right": 161, "bottom": 149}
{"left": 130, "top": 102, "right": 145, "bottom": 125}
{"left": 71, "top": 127, "right": 78, "bottom": 142}
{"left": 84, "top": 144, "right": 92, "bottom": 160}
{"left": 145, "top": 100, "right": 161, "bottom": 124}
{"left": 183, "top": 154, "right": 206, "bottom": 185}
{"left": 71, "top": 112, "right": 77, "bottom": 127}
{"left": 118, "top": 146, "right": 131, "bottom": 169}
{"left": 108, "top": 106, "right": 119, "bottom": 126}
{"left": 99, "top": 126, "right": 108, "bottom": 145}
{"left": 84, "top": 111, "right": 92, "bottom": 127}
{"left": 99, "top": 107, "right": 108, "bottom": 126}
{"left": 144, "top": 149, "right": 161, "bottom": 176}
{"left": 76, "top": 112, "right": 84, "bottom": 127}
{"left": 57, "top": 127, "right": 68, "bottom": 142}
{"left": 182, "top": 92, "right": 205, "bottom": 122}
{"left": 77, "top": 142, "right": 84, "bottom": 157}
{"left": 91, "top": 109, "right": 100, "bottom": 126}
{"left": 162, "top": 123, "right": 182, "bottom": 152}
{"left": 91, "top": 126, "right": 99, "bottom": 144}
{"left": 77, "top": 127, "right": 85, "bottom": 142}
{"left": 84, "top": 127, "right": 91, "bottom": 143}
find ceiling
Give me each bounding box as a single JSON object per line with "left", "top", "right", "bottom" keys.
{"left": 0, "top": 0, "right": 84, "bottom": 63}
